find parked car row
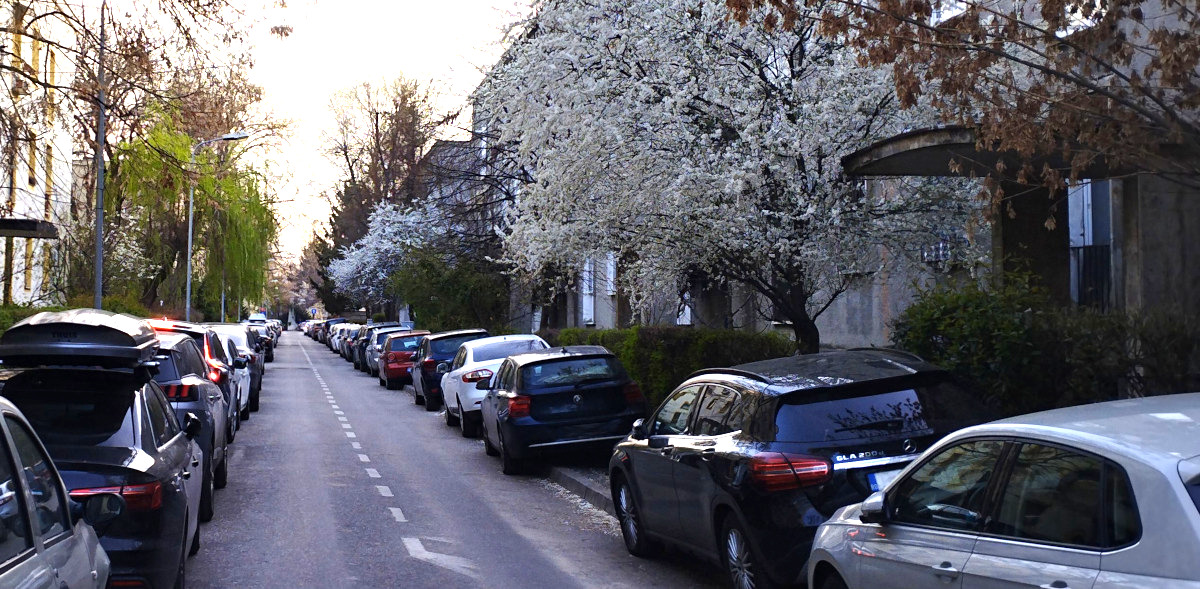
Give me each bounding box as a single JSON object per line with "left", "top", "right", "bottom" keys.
{"left": 312, "top": 318, "right": 1200, "bottom": 589}
{"left": 0, "top": 309, "right": 280, "bottom": 588}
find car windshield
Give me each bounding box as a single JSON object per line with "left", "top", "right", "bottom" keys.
{"left": 521, "top": 356, "right": 625, "bottom": 388}
{"left": 3, "top": 377, "right": 136, "bottom": 447}
{"left": 375, "top": 330, "right": 403, "bottom": 345}
{"left": 389, "top": 336, "right": 422, "bottom": 351}
{"left": 772, "top": 378, "right": 986, "bottom": 443}
{"left": 474, "top": 340, "right": 548, "bottom": 363}
{"left": 431, "top": 334, "right": 485, "bottom": 355}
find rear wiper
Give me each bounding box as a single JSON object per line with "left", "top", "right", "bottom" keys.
{"left": 834, "top": 418, "right": 906, "bottom": 433}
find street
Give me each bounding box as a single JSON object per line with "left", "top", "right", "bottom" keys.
{"left": 188, "top": 331, "right": 723, "bottom": 588}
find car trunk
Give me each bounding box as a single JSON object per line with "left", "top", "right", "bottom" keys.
{"left": 529, "top": 381, "right": 628, "bottom": 422}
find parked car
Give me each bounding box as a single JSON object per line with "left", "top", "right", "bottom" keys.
{"left": 808, "top": 392, "right": 1200, "bottom": 589}
{"left": 318, "top": 318, "right": 346, "bottom": 345}
{"left": 147, "top": 319, "right": 240, "bottom": 446}
{"left": 360, "top": 325, "right": 405, "bottom": 375}
{"left": 481, "top": 345, "right": 646, "bottom": 474}
{"left": 440, "top": 335, "right": 550, "bottom": 437}
{"left": 215, "top": 334, "right": 251, "bottom": 429}
{"left": 247, "top": 323, "right": 274, "bottom": 362}
{"left": 412, "top": 329, "right": 489, "bottom": 411}
{"left": 378, "top": 330, "right": 431, "bottom": 390}
{"left": 607, "top": 349, "right": 992, "bottom": 589}
{"left": 206, "top": 323, "right": 264, "bottom": 414}
{"left": 0, "top": 395, "right": 120, "bottom": 588}
{"left": 0, "top": 309, "right": 203, "bottom": 589}
{"left": 152, "top": 332, "right": 231, "bottom": 523}
{"left": 355, "top": 323, "right": 400, "bottom": 372}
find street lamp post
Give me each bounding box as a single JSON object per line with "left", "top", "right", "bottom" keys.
{"left": 185, "top": 131, "right": 248, "bottom": 322}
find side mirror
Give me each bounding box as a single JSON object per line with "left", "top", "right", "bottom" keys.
{"left": 630, "top": 418, "right": 647, "bottom": 440}
{"left": 859, "top": 491, "right": 888, "bottom": 524}
{"left": 475, "top": 379, "right": 492, "bottom": 391}
{"left": 81, "top": 493, "right": 125, "bottom": 529}
{"left": 647, "top": 435, "right": 671, "bottom": 449}
{"left": 436, "top": 362, "right": 449, "bottom": 374}
{"left": 184, "top": 412, "right": 203, "bottom": 440}
{"left": 233, "top": 357, "right": 248, "bottom": 369}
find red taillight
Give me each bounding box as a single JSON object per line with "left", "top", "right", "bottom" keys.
{"left": 108, "top": 580, "right": 149, "bottom": 588}
{"left": 70, "top": 481, "right": 164, "bottom": 511}
{"left": 162, "top": 384, "right": 198, "bottom": 401}
{"left": 748, "top": 453, "right": 832, "bottom": 492}
{"left": 386, "top": 352, "right": 396, "bottom": 363}
{"left": 422, "top": 358, "right": 436, "bottom": 372}
{"left": 623, "top": 382, "right": 644, "bottom": 404}
{"left": 208, "top": 369, "right": 221, "bottom": 382}
{"left": 462, "top": 369, "right": 493, "bottom": 383}
{"left": 507, "top": 395, "right": 532, "bottom": 418}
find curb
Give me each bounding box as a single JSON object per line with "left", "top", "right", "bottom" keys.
{"left": 548, "top": 466, "right": 614, "bottom": 516}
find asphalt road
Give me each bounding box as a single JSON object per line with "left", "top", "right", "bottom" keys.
{"left": 188, "top": 331, "right": 724, "bottom": 588}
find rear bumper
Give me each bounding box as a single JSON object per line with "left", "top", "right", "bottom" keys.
{"left": 383, "top": 362, "right": 414, "bottom": 380}
{"left": 104, "top": 534, "right": 183, "bottom": 589}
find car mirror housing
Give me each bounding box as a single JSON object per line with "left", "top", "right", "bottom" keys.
{"left": 630, "top": 418, "right": 647, "bottom": 440}
{"left": 233, "top": 357, "right": 248, "bottom": 369}
{"left": 647, "top": 435, "right": 670, "bottom": 449}
{"left": 82, "top": 493, "right": 126, "bottom": 528}
{"left": 184, "top": 412, "right": 203, "bottom": 440}
{"left": 859, "top": 491, "right": 888, "bottom": 524}
{"left": 475, "top": 379, "right": 492, "bottom": 391}
{"left": 436, "top": 362, "right": 450, "bottom": 374}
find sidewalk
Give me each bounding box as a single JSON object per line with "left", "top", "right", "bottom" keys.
{"left": 547, "top": 465, "right": 614, "bottom": 516}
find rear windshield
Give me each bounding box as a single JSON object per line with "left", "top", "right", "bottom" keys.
{"left": 375, "top": 330, "right": 403, "bottom": 345}
{"left": 5, "top": 387, "right": 136, "bottom": 447}
{"left": 389, "top": 336, "right": 422, "bottom": 352}
{"left": 1184, "top": 460, "right": 1200, "bottom": 518}
{"left": 521, "top": 356, "right": 626, "bottom": 389}
{"left": 773, "top": 379, "right": 987, "bottom": 443}
{"left": 431, "top": 334, "right": 486, "bottom": 355}
{"left": 151, "top": 354, "right": 181, "bottom": 383}
{"left": 475, "top": 340, "right": 548, "bottom": 363}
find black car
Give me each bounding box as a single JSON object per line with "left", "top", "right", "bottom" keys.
{"left": 246, "top": 324, "right": 274, "bottom": 362}
{"left": 607, "top": 349, "right": 993, "bottom": 589}
{"left": 149, "top": 319, "right": 241, "bottom": 444}
{"left": 153, "top": 333, "right": 231, "bottom": 523}
{"left": 206, "top": 322, "right": 265, "bottom": 413}
{"left": 411, "top": 329, "right": 489, "bottom": 411}
{"left": 480, "top": 345, "right": 647, "bottom": 475}
{"left": 0, "top": 309, "right": 204, "bottom": 589}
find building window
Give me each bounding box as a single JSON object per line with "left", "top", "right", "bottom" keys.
{"left": 581, "top": 258, "right": 595, "bottom": 325}
{"left": 605, "top": 252, "right": 617, "bottom": 296}
{"left": 23, "top": 238, "right": 33, "bottom": 291}
{"left": 42, "top": 144, "right": 52, "bottom": 219}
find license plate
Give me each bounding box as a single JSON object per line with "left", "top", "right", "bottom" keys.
{"left": 869, "top": 469, "right": 902, "bottom": 492}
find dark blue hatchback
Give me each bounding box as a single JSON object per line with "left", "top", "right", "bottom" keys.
{"left": 479, "top": 346, "right": 647, "bottom": 475}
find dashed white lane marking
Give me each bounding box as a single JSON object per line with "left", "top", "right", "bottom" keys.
{"left": 401, "top": 537, "right": 477, "bottom": 580}
{"left": 338, "top": 416, "right": 349, "bottom": 422}
{"left": 358, "top": 454, "right": 370, "bottom": 462}
{"left": 376, "top": 485, "right": 393, "bottom": 497}
{"left": 341, "top": 424, "right": 353, "bottom": 430}
{"left": 390, "top": 508, "right": 408, "bottom": 522}
{"left": 365, "top": 468, "right": 381, "bottom": 478}
{"left": 334, "top": 410, "right": 344, "bottom": 415}
{"left": 351, "top": 442, "right": 362, "bottom": 449}
{"left": 346, "top": 432, "right": 357, "bottom": 438}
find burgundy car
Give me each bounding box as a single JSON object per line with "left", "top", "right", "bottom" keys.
{"left": 379, "top": 330, "right": 430, "bottom": 390}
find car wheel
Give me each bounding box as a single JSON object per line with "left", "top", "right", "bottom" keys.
{"left": 818, "top": 572, "right": 849, "bottom": 589}
{"left": 241, "top": 404, "right": 251, "bottom": 421}
{"left": 199, "top": 459, "right": 215, "bottom": 522}
{"left": 385, "top": 377, "right": 398, "bottom": 391}
{"left": 721, "top": 514, "right": 780, "bottom": 589}
{"left": 188, "top": 518, "right": 200, "bottom": 556}
{"left": 174, "top": 526, "right": 188, "bottom": 589}
{"left": 214, "top": 455, "right": 228, "bottom": 489}
{"left": 250, "top": 389, "right": 260, "bottom": 412}
{"left": 371, "top": 367, "right": 379, "bottom": 377}
{"left": 614, "top": 476, "right": 660, "bottom": 557}
{"left": 459, "top": 402, "right": 478, "bottom": 438}
{"left": 483, "top": 426, "right": 499, "bottom": 456}
{"left": 424, "top": 391, "right": 440, "bottom": 412}
{"left": 444, "top": 405, "right": 459, "bottom": 427}
{"left": 414, "top": 388, "right": 425, "bottom": 405}
{"left": 499, "top": 429, "right": 524, "bottom": 475}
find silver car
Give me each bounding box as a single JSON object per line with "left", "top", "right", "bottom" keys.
{"left": 809, "top": 393, "right": 1200, "bottom": 589}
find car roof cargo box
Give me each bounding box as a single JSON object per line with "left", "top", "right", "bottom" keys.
{"left": 0, "top": 309, "right": 159, "bottom": 368}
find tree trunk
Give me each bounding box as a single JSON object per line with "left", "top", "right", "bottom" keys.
{"left": 789, "top": 315, "right": 821, "bottom": 355}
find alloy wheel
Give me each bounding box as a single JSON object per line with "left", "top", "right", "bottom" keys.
{"left": 617, "top": 484, "right": 640, "bottom": 549}
{"left": 726, "top": 526, "right": 756, "bottom": 589}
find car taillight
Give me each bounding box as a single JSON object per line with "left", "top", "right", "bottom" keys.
{"left": 386, "top": 352, "right": 396, "bottom": 363}
{"left": 462, "top": 369, "right": 493, "bottom": 383}
{"left": 422, "top": 358, "right": 436, "bottom": 372}
{"left": 70, "top": 481, "right": 164, "bottom": 511}
{"left": 623, "top": 382, "right": 644, "bottom": 404}
{"left": 748, "top": 453, "right": 832, "bottom": 492}
{"left": 208, "top": 369, "right": 222, "bottom": 382}
{"left": 162, "top": 384, "right": 198, "bottom": 401}
{"left": 507, "top": 395, "right": 532, "bottom": 418}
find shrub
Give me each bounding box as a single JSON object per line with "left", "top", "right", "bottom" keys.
{"left": 539, "top": 326, "right": 794, "bottom": 410}
{"left": 0, "top": 304, "right": 68, "bottom": 332}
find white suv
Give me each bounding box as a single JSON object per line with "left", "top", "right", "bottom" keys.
{"left": 439, "top": 335, "right": 549, "bottom": 437}
{"left": 808, "top": 393, "right": 1200, "bottom": 589}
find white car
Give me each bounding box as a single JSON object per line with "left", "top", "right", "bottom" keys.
{"left": 215, "top": 333, "right": 251, "bottom": 423}
{"left": 439, "top": 335, "right": 549, "bottom": 437}
{"left": 808, "top": 392, "right": 1200, "bottom": 589}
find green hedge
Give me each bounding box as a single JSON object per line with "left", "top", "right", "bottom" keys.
{"left": 539, "top": 326, "right": 794, "bottom": 411}
{"left": 0, "top": 305, "right": 68, "bottom": 332}
{"left": 892, "top": 274, "right": 1200, "bottom": 416}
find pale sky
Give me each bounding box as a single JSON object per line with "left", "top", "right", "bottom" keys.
{"left": 244, "top": 0, "right": 528, "bottom": 260}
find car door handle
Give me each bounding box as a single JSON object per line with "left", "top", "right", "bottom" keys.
{"left": 182, "top": 470, "right": 192, "bottom": 479}
{"left": 192, "top": 458, "right": 201, "bottom": 467}
{"left": 1039, "top": 582, "right": 1069, "bottom": 589}
{"left": 930, "top": 561, "right": 959, "bottom": 580}
{"left": 659, "top": 447, "right": 674, "bottom": 455}
{"left": 700, "top": 449, "right": 715, "bottom": 461}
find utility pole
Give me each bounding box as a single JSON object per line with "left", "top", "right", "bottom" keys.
{"left": 93, "top": 0, "right": 107, "bottom": 309}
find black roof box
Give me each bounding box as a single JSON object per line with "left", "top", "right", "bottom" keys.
{"left": 0, "top": 309, "right": 159, "bottom": 368}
